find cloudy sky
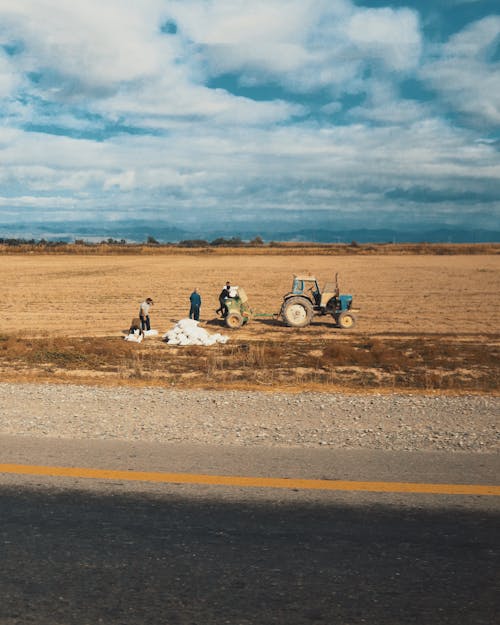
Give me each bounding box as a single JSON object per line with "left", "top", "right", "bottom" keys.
{"left": 0, "top": 0, "right": 499, "bottom": 239}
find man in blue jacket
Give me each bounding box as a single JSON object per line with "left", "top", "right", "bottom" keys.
{"left": 189, "top": 288, "right": 202, "bottom": 321}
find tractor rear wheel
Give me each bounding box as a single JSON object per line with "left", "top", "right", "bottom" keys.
{"left": 282, "top": 297, "right": 314, "bottom": 328}
{"left": 226, "top": 311, "right": 244, "bottom": 329}
{"left": 337, "top": 311, "right": 356, "bottom": 329}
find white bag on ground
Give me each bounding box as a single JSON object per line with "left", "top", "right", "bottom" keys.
{"left": 124, "top": 330, "right": 143, "bottom": 343}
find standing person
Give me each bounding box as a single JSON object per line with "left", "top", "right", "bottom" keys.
{"left": 139, "top": 297, "right": 153, "bottom": 331}
{"left": 216, "top": 285, "right": 229, "bottom": 317}
{"left": 189, "top": 288, "right": 201, "bottom": 321}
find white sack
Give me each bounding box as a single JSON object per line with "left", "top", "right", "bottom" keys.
{"left": 124, "top": 331, "right": 143, "bottom": 343}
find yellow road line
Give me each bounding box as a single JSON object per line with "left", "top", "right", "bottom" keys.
{"left": 0, "top": 463, "right": 499, "bottom": 496}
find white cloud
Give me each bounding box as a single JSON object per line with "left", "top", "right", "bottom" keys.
{"left": 0, "top": 0, "right": 423, "bottom": 131}
{"left": 168, "top": 0, "right": 318, "bottom": 45}
{"left": 321, "top": 102, "right": 342, "bottom": 115}
{"left": 93, "top": 78, "right": 304, "bottom": 127}
{"left": 168, "top": 0, "right": 422, "bottom": 91}
{"left": 0, "top": 0, "right": 308, "bottom": 127}
{"left": 0, "top": 1, "right": 497, "bottom": 234}
{"left": 0, "top": 52, "right": 19, "bottom": 97}
{"left": 1, "top": 114, "right": 498, "bottom": 219}
{"left": 420, "top": 16, "right": 500, "bottom": 125}
{"left": 348, "top": 81, "right": 430, "bottom": 124}
{"left": 0, "top": 0, "right": 169, "bottom": 94}
{"left": 103, "top": 170, "right": 136, "bottom": 191}
{"left": 0, "top": 195, "right": 76, "bottom": 208}
{"left": 346, "top": 7, "right": 422, "bottom": 71}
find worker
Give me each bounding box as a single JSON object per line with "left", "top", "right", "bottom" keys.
{"left": 189, "top": 288, "right": 202, "bottom": 321}
{"left": 139, "top": 297, "right": 153, "bottom": 331}
{"left": 125, "top": 317, "right": 144, "bottom": 342}
{"left": 129, "top": 317, "right": 143, "bottom": 335}
{"left": 216, "top": 286, "right": 229, "bottom": 317}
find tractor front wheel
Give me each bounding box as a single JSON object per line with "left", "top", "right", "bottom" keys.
{"left": 226, "top": 311, "right": 244, "bottom": 329}
{"left": 282, "top": 297, "right": 314, "bottom": 328}
{"left": 336, "top": 311, "right": 356, "bottom": 329}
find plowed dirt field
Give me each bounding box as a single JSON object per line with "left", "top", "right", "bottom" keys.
{"left": 2, "top": 253, "right": 499, "bottom": 338}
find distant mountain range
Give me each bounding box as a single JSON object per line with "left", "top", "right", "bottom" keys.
{"left": 0, "top": 220, "right": 498, "bottom": 244}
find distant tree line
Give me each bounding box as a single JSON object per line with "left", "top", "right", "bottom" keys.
{"left": 0, "top": 235, "right": 266, "bottom": 247}
{"left": 178, "top": 236, "right": 264, "bottom": 247}
{"left": 0, "top": 237, "right": 496, "bottom": 255}
{"left": 0, "top": 237, "right": 67, "bottom": 246}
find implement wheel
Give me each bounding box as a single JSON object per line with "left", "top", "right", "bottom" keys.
{"left": 337, "top": 311, "right": 356, "bottom": 329}
{"left": 282, "top": 297, "right": 314, "bottom": 328}
{"left": 226, "top": 311, "right": 244, "bottom": 329}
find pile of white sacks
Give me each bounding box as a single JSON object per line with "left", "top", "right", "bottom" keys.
{"left": 163, "top": 318, "right": 229, "bottom": 346}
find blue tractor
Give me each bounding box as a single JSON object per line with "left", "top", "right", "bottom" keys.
{"left": 280, "top": 273, "right": 357, "bottom": 328}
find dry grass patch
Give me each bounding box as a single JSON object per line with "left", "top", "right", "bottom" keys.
{"left": 2, "top": 242, "right": 499, "bottom": 256}
{"left": 0, "top": 334, "right": 497, "bottom": 393}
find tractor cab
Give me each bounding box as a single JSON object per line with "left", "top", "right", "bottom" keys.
{"left": 290, "top": 275, "right": 321, "bottom": 306}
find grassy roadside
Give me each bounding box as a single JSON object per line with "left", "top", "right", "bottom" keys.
{"left": 0, "top": 334, "right": 498, "bottom": 394}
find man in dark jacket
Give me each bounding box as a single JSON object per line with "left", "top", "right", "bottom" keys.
{"left": 215, "top": 286, "right": 229, "bottom": 317}
{"left": 189, "top": 288, "right": 202, "bottom": 321}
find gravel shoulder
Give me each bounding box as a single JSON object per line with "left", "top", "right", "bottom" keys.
{"left": 0, "top": 382, "right": 498, "bottom": 453}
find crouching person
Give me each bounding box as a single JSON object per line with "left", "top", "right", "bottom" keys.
{"left": 125, "top": 317, "right": 144, "bottom": 342}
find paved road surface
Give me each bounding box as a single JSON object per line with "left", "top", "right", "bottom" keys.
{"left": 0, "top": 436, "right": 498, "bottom": 624}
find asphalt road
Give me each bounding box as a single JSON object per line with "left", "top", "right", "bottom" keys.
{"left": 0, "top": 436, "right": 499, "bottom": 625}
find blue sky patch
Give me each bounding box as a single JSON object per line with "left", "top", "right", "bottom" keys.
{"left": 160, "top": 20, "right": 177, "bottom": 35}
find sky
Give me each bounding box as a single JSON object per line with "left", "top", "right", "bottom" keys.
{"left": 0, "top": 0, "right": 499, "bottom": 240}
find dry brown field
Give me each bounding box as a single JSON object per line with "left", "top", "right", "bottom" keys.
{"left": 2, "top": 252, "right": 499, "bottom": 337}
{"left": 1, "top": 252, "right": 499, "bottom": 392}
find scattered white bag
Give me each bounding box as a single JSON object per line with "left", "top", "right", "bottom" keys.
{"left": 163, "top": 319, "right": 229, "bottom": 346}
{"left": 124, "top": 330, "right": 143, "bottom": 343}
{"left": 143, "top": 329, "right": 158, "bottom": 337}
